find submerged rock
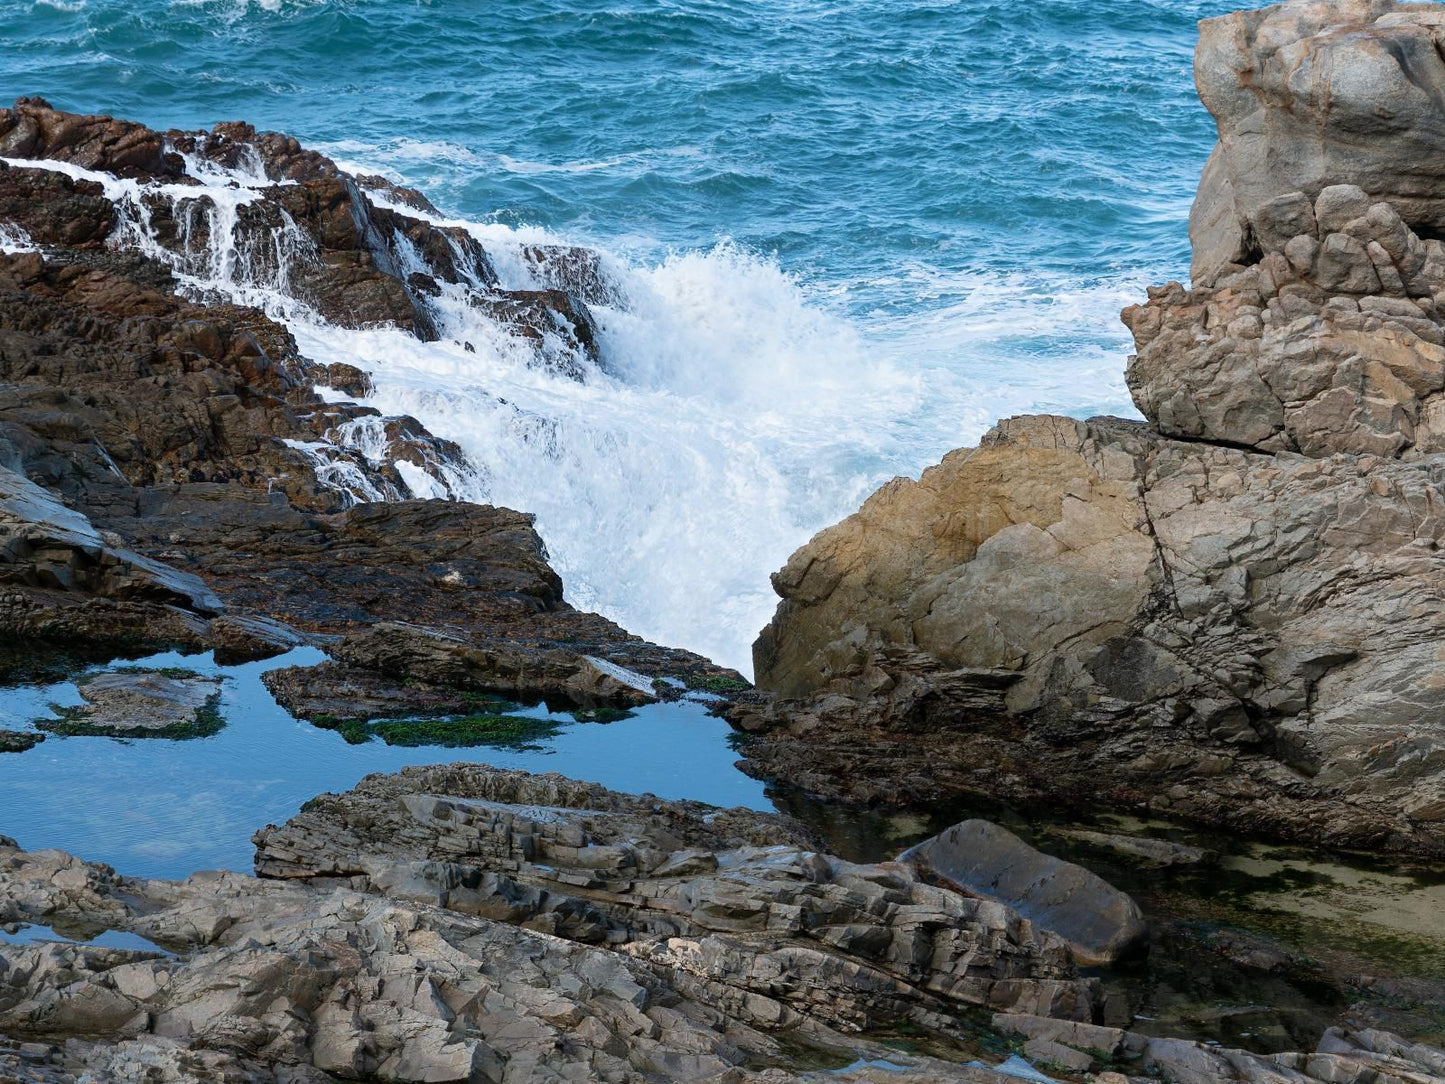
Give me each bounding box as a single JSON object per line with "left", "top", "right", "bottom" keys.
{"left": 36, "top": 669, "right": 222, "bottom": 739}
{"left": 899, "top": 820, "right": 1147, "bottom": 967}
{"left": 0, "top": 729, "right": 42, "bottom": 753}
{"left": 1051, "top": 828, "right": 1218, "bottom": 869}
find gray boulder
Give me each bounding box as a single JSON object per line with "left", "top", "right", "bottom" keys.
{"left": 898, "top": 820, "right": 1146, "bottom": 966}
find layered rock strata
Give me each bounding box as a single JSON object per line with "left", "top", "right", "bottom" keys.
{"left": 6, "top": 772, "right": 1440, "bottom": 1084}
{"left": 739, "top": 0, "right": 1445, "bottom": 855}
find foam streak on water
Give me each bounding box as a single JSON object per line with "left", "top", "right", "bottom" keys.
{"left": 0, "top": 0, "right": 1260, "bottom": 671}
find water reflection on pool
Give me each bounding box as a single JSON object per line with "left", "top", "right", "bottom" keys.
{"left": 0, "top": 647, "right": 771, "bottom": 879}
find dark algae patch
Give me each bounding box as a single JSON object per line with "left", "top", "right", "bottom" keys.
{"left": 371, "top": 713, "right": 563, "bottom": 748}
{"left": 307, "top": 711, "right": 564, "bottom": 749}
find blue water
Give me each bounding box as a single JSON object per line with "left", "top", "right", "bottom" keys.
{"left": 0, "top": 649, "right": 769, "bottom": 878}
{"left": 0, "top": 1, "right": 1250, "bottom": 672}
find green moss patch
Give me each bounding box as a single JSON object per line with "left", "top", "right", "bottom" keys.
{"left": 307, "top": 711, "right": 563, "bottom": 749}
{"left": 37, "top": 693, "right": 225, "bottom": 740}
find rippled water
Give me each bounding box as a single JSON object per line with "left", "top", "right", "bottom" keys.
{"left": 0, "top": 648, "right": 768, "bottom": 878}
{"left": 0, "top": 0, "right": 1250, "bottom": 670}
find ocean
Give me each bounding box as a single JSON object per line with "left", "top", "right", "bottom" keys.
{"left": 1, "top": 0, "right": 1246, "bottom": 672}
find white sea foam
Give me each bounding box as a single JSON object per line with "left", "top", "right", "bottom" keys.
{"left": 2, "top": 151, "right": 1141, "bottom": 674}
{"left": 0, "top": 221, "right": 38, "bottom": 254}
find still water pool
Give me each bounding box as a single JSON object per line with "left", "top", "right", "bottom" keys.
{"left": 0, "top": 647, "right": 768, "bottom": 880}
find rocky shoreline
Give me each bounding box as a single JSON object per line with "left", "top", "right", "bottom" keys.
{"left": 3, "top": 0, "right": 1445, "bottom": 1079}
{"left": 734, "top": 0, "right": 1445, "bottom": 860}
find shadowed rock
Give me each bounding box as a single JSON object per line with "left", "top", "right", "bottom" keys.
{"left": 898, "top": 820, "right": 1147, "bottom": 967}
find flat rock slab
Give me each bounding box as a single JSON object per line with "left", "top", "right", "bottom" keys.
{"left": 899, "top": 819, "right": 1147, "bottom": 966}
{"left": 39, "top": 670, "right": 222, "bottom": 738}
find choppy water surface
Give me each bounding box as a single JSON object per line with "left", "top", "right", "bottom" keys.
{"left": 0, "top": 0, "right": 1254, "bottom": 672}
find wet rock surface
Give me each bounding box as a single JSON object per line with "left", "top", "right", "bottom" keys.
{"left": 33, "top": 669, "right": 222, "bottom": 739}
{"left": 737, "top": 0, "right": 1445, "bottom": 860}
{"left": 0, "top": 730, "right": 42, "bottom": 753}
{"left": 899, "top": 820, "right": 1147, "bottom": 967}
{"left": 1, "top": 778, "right": 1441, "bottom": 1084}
{"left": 0, "top": 99, "right": 742, "bottom": 714}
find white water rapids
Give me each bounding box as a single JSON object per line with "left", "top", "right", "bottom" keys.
{"left": 2, "top": 152, "right": 1140, "bottom": 673}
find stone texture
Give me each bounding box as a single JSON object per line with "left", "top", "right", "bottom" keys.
{"left": 35, "top": 670, "right": 222, "bottom": 738}
{"left": 1189, "top": 0, "right": 1445, "bottom": 286}
{"left": 899, "top": 820, "right": 1147, "bottom": 966}
{"left": 252, "top": 766, "right": 1102, "bottom": 1031}
{"left": 1128, "top": 0, "right": 1445, "bottom": 458}
{"left": 0, "top": 98, "right": 617, "bottom": 380}
{"left": 0, "top": 730, "right": 41, "bottom": 753}
{"left": 3, "top": 800, "right": 1441, "bottom": 1084}
{"left": 741, "top": 414, "right": 1445, "bottom": 855}
{"left": 0, "top": 796, "right": 1094, "bottom": 1084}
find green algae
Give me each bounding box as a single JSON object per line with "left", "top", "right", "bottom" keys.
{"left": 307, "top": 711, "right": 563, "bottom": 749}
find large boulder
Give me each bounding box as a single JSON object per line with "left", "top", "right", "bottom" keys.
{"left": 1189, "top": 0, "right": 1445, "bottom": 287}
{"left": 898, "top": 820, "right": 1146, "bottom": 967}
{"left": 741, "top": 414, "right": 1445, "bottom": 854}
{"left": 1127, "top": 0, "right": 1445, "bottom": 457}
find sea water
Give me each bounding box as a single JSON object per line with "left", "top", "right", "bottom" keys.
{"left": 0, "top": 0, "right": 1252, "bottom": 673}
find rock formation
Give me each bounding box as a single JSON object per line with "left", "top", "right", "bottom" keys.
{"left": 0, "top": 98, "right": 742, "bottom": 706}
{"left": 5, "top": 772, "right": 1441, "bottom": 1084}
{"left": 739, "top": 0, "right": 1445, "bottom": 856}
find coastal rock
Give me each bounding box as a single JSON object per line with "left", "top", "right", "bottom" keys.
{"left": 0, "top": 99, "right": 608, "bottom": 380}
{"left": 0, "top": 805, "right": 1093, "bottom": 1084}
{"left": 899, "top": 820, "right": 1147, "bottom": 966}
{"left": 990, "top": 1013, "right": 1445, "bottom": 1083}
{"left": 1128, "top": 0, "right": 1445, "bottom": 457}
{"left": 254, "top": 767, "right": 1101, "bottom": 1030}
{"left": 35, "top": 670, "right": 222, "bottom": 739}
{"left": 0, "top": 97, "right": 177, "bottom": 179}
{"left": 5, "top": 793, "right": 1442, "bottom": 1083}
{"left": 742, "top": 414, "right": 1445, "bottom": 854}
{"left": 737, "top": 0, "right": 1445, "bottom": 858}
{"left": 1124, "top": 212, "right": 1445, "bottom": 458}
{"left": 0, "top": 730, "right": 41, "bottom": 753}
{"left": 1, "top": 464, "right": 220, "bottom": 614}
{"left": 1189, "top": 1, "right": 1445, "bottom": 287}
{"left": 521, "top": 244, "right": 629, "bottom": 309}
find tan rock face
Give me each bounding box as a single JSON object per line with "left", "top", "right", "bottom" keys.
{"left": 756, "top": 415, "right": 1155, "bottom": 706}
{"left": 745, "top": 415, "right": 1445, "bottom": 854}
{"left": 1128, "top": 0, "right": 1445, "bottom": 457}
{"left": 738, "top": 1, "right": 1445, "bottom": 854}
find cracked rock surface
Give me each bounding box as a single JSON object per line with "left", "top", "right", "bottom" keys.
{"left": 741, "top": 413, "right": 1445, "bottom": 854}
{"left": 737, "top": 0, "right": 1445, "bottom": 858}
{"left": 5, "top": 775, "right": 1442, "bottom": 1084}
